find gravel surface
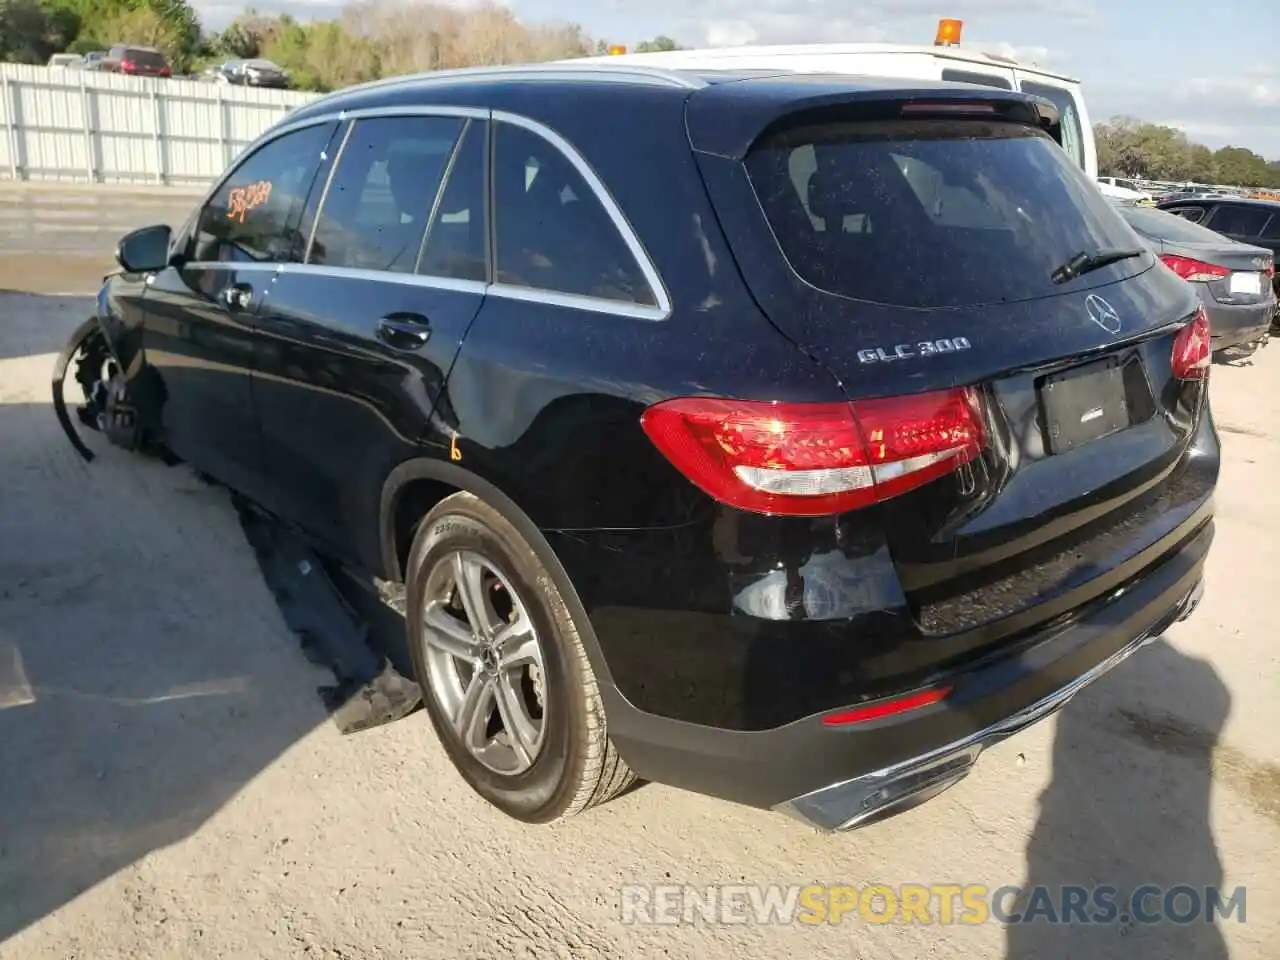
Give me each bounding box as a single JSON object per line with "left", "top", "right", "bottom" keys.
{"left": 0, "top": 184, "right": 1277, "bottom": 959}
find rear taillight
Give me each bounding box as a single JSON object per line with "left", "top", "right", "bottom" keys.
{"left": 120, "top": 59, "right": 135, "bottom": 72}
{"left": 639, "top": 387, "right": 986, "bottom": 517}
{"left": 159, "top": 66, "right": 171, "bottom": 77}
{"left": 1171, "top": 306, "right": 1212, "bottom": 380}
{"left": 1159, "top": 254, "right": 1229, "bottom": 283}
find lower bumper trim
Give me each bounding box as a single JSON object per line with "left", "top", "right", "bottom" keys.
{"left": 775, "top": 577, "right": 1204, "bottom": 832}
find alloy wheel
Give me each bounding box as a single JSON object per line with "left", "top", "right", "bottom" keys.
{"left": 420, "top": 550, "right": 547, "bottom": 775}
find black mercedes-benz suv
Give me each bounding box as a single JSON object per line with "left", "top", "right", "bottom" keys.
{"left": 67, "top": 63, "right": 1217, "bottom": 832}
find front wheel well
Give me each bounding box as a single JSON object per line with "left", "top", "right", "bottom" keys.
{"left": 390, "top": 477, "right": 459, "bottom": 581}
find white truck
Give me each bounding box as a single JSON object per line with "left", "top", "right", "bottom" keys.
{"left": 577, "top": 19, "right": 1098, "bottom": 179}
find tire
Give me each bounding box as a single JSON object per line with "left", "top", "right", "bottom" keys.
{"left": 405, "top": 491, "right": 634, "bottom": 823}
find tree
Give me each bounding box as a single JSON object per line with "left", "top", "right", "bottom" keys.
{"left": 0, "top": 0, "right": 71, "bottom": 63}
{"left": 634, "top": 35, "right": 681, "bottom": 53}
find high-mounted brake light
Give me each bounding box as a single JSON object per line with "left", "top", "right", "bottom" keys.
{"left": 934, "top": 18, "right": 963, "bottom": 46}
{"left": 1159, "top": 254, "right": 1229, "bottom": 283}
{"left": 640, "top": 387, "right": 986, "bottom": 517}
{"left": 1171, "top": 306, "right": 1211, "bottom": 381}
{"left": 822, "top": 684, "right": 953, "bottom": 726}
{"left": 901, "top": 101, "right": 998, "bottom": 117}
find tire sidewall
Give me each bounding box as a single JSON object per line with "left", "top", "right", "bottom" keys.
{"left": 405, "top": 496, "right": 587, "bottom": 822}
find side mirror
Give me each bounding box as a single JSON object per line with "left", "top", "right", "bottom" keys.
{"left": 116, "top": 224, "right": 173, "bottom": 273}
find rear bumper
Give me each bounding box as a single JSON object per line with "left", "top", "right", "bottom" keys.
{"left": 1206, "top": 298, "right": 1274, "bottom": 349}
{"left": 778, "top": 574, "right": 1205, "bottom": 830}
{"left": 599, "top": 513, "right": 1214, "bottom": 819}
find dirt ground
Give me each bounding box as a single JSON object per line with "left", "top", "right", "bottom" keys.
{"left": 1, "top": 184, "right": 1277, "bottom": 959}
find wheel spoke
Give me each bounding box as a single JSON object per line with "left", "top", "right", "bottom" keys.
{"left": 422, "top": 602, "right": 482, "bottom": 662}
{"left": 455, "top": 671, "right": 494, "bottom": 748}
{"left": 495, "top": 616, "right": 539, "bottom": 671}
{"left": 494, "top": 672, "right": 539, "bottom": 765}
{"left": 452, "top": 552, "right": 493, "bottom": 640}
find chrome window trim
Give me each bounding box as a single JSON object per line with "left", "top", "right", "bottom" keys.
{"left": 192, "top": 103, "right": 672, "bottom": 321}
{"left": 268, "top": 263, "right": 667, "bottom": 321}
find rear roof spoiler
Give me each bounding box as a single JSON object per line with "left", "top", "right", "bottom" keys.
{"left": 685, "top": 75, "right": 1061, "bottom": 159}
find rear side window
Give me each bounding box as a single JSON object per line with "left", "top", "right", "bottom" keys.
{"left": 1260, "top": 216, "right": 1280, "bottom": 241}
{"left": 190, "top": 122, "right": 333, "bottom": 264}
{"left": 1019, "top": 81, "right": 1085, "bottom": 171}
{"left": 492, "top": 121, "right": 657, "bottom": 306}
{"left": 941, "top": 69, "right": 1012, "bottom": 89}
{"left": 746, "top": 118, "right": 1145, "bottom": 309}
{"left": 1207, "top": 205, "right": 1271, "bottom": 237}
{"left": 309, "top": 115, "right": 463, "bottom": 273}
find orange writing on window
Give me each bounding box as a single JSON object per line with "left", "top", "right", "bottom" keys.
{"left": 226, "top": 180, "right": 273, "bottom": 224}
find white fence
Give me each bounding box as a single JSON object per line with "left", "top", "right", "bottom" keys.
{"left": 0, "top": 64, "right": 321, "bottom": 186}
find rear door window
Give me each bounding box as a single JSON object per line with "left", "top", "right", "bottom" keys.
{"left": 1018, "top": 80, "right": 1085, "bottom": 171}
{"left": 745, "top": 117, "right": 1146, "bottom": 309}
{"left": 418, "top": 119, "right": 488, "bottom": 282}
{"left": 1206, "top": 204, "right": 1272, "bottom": 238}
{"left": 492, "top": 121, "right": 657, "bottom": 307}
{"left": 309, "top": 115, "right": 463, "bottom": 274}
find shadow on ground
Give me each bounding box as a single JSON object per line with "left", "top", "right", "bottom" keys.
{"left": 0, "top": 295, "right": 328, "bottom": 942}
{"left": 1006, "top": 638, "right": 1238, "bottom": 959}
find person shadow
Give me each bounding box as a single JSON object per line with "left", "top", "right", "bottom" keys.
{"left": 1006, "top": 637, "right": 1232, "bottom": 960}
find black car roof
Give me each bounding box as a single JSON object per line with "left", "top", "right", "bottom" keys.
{"left": 283, "top": 64, "right": 1058, "bottom": 159}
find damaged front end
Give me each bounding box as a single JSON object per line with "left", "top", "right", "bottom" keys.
{"left": 52, "top": 285, "right": 172, "bottom": 465}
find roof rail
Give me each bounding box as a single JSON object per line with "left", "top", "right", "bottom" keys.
{"left": 310, "top": 62, "right": 706, "bottom": 106}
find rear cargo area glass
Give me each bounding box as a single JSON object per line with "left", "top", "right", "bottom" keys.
{"left": 745, "top": 119, "right": 1146, "bottom": 309}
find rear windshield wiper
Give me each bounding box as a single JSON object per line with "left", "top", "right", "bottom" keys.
{"left": 1050, "top": 247, "right": 1145, "bottom": 285}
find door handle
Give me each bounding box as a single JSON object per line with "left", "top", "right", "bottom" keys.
{"left": 376, "top": 312, "right": 432, "bottom": 350}
{"left": 221, "top": 284, "right": 253, "bottom": 312}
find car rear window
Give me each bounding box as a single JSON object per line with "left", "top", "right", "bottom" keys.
{"left": 745, "top": 118, "right": 1146, "bottom": 309}
{"left": 1116, "top": 204, "right": 1233, "bottom": 244}
{"left": 126, "top": 48, "right": 166, "bottom": 67}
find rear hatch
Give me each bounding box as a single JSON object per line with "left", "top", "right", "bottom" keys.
{"left": 687, "top": 78, "right": 1215, "bottom": 654}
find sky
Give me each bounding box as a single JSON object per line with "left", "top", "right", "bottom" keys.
{"left": 196, "top": 0, "right": 1280, "bottom": 159}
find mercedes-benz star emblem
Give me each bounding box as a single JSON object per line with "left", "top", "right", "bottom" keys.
{"left": 1085, "top": 294, "right": 1122, "bottom": 335}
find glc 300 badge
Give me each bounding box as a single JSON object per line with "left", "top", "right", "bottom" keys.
{"left": 857, "top": 337, "right": 972, "bottom": 364}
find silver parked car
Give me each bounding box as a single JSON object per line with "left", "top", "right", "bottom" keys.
{"left": 1113, "top": 201, "right": 1275, "bottom": 351}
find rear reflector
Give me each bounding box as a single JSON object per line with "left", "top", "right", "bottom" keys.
{"left": 640, "top": 387, "right": 986, "bottom": 517}
{"left": 1171, "top": 306, "right": 1211, "bottom": 380}
{"left": 1159, "top": 254, "right": 1230, "bottom": 283}
{"left": 822, "top": 684, "right": 953, "bottom": 726}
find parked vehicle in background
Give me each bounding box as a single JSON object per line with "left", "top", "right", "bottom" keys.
{"left": 66, "top": 64, "right": 1214, "bottom": 833}
{"left": 101, "top": 44, "right": 172, "bottom": 78}
{"left": 207, "top": 58, "right": 291, "bottom": 89}
{"left": 46, "top": 53, "right": 83, "bottom": 69}
{"left": 577, "top": 18, "right": 1100, "bottom": 177}
{"left": 1157, "top": 197, "right": 1280, "bottom": 305}
{"left": 1114, "top": 201, "right": 1274, "bottom": 351}
{"left": 1098, "top": 177, "right": 1153, "bottom": 203}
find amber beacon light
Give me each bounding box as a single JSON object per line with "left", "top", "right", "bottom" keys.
{"left": 607, "top": 44, "right": 628, "bottom": 55}
{"left": 934, "top": 18, "right": 963, "bottom": 46}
